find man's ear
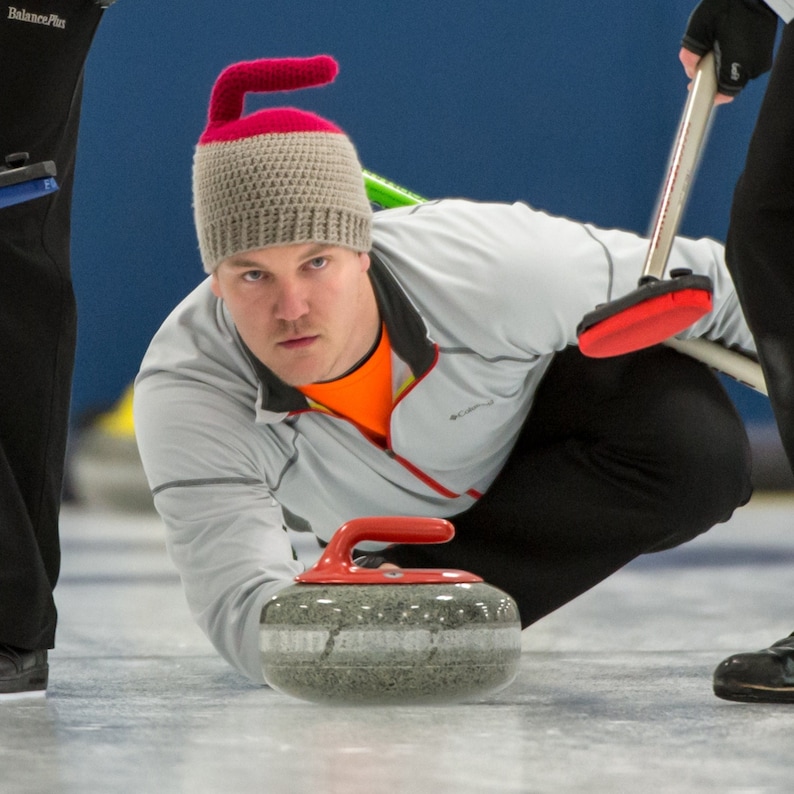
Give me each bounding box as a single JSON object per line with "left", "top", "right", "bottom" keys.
{"left": 210, "top": 272, "right": 222, "bottom": 298}
{"left": 358, "top": 252, "right": 371, "bottom": 272}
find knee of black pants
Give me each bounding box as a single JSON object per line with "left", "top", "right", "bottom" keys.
{"left": 520, "top": 346, "right": 753, "bottom": 554}
{"left": 638, "top": 365, "right": 753, "bottom": 551}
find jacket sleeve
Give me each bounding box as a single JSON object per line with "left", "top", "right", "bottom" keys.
{"left": 373, "top": 200, "right": 756, "bottom": 360}
{"left": 133, "top": 370, "right": 303, "bottom": 685}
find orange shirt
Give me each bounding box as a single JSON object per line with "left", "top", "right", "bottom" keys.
{"left": 298, "top": 325, "right": 393, "bottom": 445}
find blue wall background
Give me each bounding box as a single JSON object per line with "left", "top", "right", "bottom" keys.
{"left": 71, "top": 0, "right": 774, "bottom": 425}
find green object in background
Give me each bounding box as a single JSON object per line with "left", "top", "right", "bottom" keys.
{"left": 363, "top": 169, "right": 425, "bottom": 208}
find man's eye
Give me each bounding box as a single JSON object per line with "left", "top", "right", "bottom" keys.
{"left": 242, "top": 270, "right": 264, "bottom": 282}
{"left": 307, "top": 257, "right": 327, "bottom": 270}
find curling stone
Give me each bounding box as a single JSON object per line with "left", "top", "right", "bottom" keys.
{"left": 259, "top": 516, "right": 522, "bottom": 704}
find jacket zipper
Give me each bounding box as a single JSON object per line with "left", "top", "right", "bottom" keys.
{"left": 290, "top": 344, "right": 481, "bottom": 500}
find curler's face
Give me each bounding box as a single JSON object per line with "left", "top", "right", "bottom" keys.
{"left": 211, "top": 243, "right": 378, "bottom": 387}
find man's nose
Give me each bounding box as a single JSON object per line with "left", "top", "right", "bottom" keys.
{"left": 274, "top": 280, "right": 309, "bottom": 321}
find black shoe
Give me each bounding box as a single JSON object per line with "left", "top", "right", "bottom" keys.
{"left": 713, "top": 633, "right": 794, "bottom": 703}
{"left": 0, "top": 644, "right": 48, "bottom": 698}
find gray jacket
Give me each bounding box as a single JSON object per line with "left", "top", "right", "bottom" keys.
{"left": 134, "top": 199, "right": 754, "bottom": 683}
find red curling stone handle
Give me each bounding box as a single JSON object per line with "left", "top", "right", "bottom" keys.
{"left": 294, "top": 516, "right": 483, "bottom": 585}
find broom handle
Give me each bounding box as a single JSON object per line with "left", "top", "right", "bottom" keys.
{"left": 362, "top": 159, "right": 768, "bottom": 395}
{"left": 642, "top": 50, "right": 718, "bottom": 280}
{"left": 663, "top": 338, "right": 766, "bottom": 394}
{"left": 639, "top": 50, "right": 766, "bottom": 391}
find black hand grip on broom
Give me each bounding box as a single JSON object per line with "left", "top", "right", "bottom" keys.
{"left": 577, "top": 51, "right": 718, "bottom": 358}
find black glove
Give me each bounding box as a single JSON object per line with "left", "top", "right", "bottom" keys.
{"left": 682, "top": 0, "right": 778, "bottom": 95}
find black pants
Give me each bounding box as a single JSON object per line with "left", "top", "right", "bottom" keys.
{"left": 0, "top": 2, "right": 105, "bottom": 650}
{"left": 386, "top": 346, "right": 752, "bottom": 627}
{"left": 726, "top": 23, "right": 794, "bottom": 471}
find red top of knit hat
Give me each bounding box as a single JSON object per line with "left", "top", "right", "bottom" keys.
{"left": 199, "top": 55, "right": 344, "bottom": 144}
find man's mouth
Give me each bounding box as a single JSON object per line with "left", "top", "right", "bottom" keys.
{"left": 278, "top": 335, "right": 318, "bottom": 350}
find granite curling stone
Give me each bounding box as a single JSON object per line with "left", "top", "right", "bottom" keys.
{"left": 260, "top": 516, "right": 522, "bottom": 704}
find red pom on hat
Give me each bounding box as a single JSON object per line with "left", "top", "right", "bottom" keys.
{"left": 200, "top": 56, "right": 343, "bottom": 143}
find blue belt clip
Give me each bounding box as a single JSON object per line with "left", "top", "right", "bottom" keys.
{"left": 0, "top": 153, "right": 59, "bottom": 209}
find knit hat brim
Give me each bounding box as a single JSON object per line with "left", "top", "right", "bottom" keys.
{"left": 194, "top": 132, "right": 371, "bottom": 272}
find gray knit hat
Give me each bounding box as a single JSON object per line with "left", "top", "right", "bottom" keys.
{"left": 193, "top": 56, "right": 372, "bottom": 273}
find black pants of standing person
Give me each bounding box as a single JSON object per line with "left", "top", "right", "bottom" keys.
{"left": 385, "top": 345, "right": 753, "bottom": 627}
{"left": 726, "top": 22, "right": 794, "bottom": 472}
{"left": 0, "top": 1, "right": 106, "bottom": 658}
{"left": 710, "top": 22, "right": 794, "bottom": 703}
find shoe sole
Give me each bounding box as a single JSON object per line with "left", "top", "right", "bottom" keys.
{"left": 714, "top": 682, "right": 794, "bottom": 703}
{"left": 0, "top": 689, "right": 46, "bottom": 701}
{"left": 0, "top": 665, "right": 48, "bottom": 699}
